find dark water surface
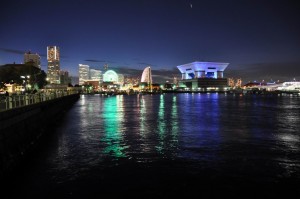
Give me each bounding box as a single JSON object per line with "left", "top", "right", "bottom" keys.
{"left": 5, "top": 93, "right": 300, "bottom": 198}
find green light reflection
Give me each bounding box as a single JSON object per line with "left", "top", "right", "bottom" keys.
{"left": 102, "top": 96, "right": 126, "bottom": 158}
{"left": 171, "top": 95, "right": 179, "bottom": 148}
{"left": 139, "top": 95, "right": 146, "bottom": 138}
{"left": 156, "top": 94, "right": 166, "bottom": 153}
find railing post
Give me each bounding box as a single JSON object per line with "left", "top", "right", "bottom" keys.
{"left": 22, "top": 95, "right": 25, "bottom": 106}
{"left": 25, "top": 94, "right": 29, "bottom": 105}
{"left": 5, "top": 96, "right": 9, "bottom": 110}
{"left": 0, "top": 90, "right": 76, "bottom": 111}
{"left": 8, "top": 96, "right": 13, "bottom": 109}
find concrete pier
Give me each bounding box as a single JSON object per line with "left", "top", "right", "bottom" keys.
{"left": 0, "top": 93, "right": 79, "bottom": 177}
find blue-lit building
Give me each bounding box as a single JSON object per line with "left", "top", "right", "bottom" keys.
{"left": 177, "top": 61, "right": 229, "bottom": 91}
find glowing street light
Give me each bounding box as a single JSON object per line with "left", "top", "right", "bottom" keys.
{"left": 20, "top": 75, "right": 31, "bottom": 92}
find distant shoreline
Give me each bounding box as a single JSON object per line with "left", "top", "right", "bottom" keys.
{"left": 81, "top": 90, "right": 300, "bottom": 96}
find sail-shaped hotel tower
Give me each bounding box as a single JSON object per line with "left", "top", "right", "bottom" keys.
{"left": 141, "top": 66, "right": 152, "bottom": 84}
{"left": 140, "top": 66, "right": 153, "bottom": 90}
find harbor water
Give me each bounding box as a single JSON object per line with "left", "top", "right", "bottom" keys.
{"left": 4, "top": 93, "right": 300, "bottom": 198}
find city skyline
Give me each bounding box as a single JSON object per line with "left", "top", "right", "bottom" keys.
{"left": 1, "top": 0, "right": 300, "bottom": 83}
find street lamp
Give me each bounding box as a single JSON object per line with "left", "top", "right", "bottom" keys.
{"left": 20, "top": 75, "right": 30, "bottom": 93}
{"left": 20, "top": 76, "right": 26, "bottom": 92}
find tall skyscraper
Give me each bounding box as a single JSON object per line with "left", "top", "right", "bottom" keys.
{"left": 24, "top": 51, "right": 41, "bottom": 69}
{"left": 47, "top": 46, "right": 60, "bottom": 84}
{"left": 79, "top": 64, "right": 90, "bottom": 85}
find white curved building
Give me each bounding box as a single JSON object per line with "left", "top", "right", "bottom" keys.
{"left": 141, "top": 66, "right": 152, "bottom": 84}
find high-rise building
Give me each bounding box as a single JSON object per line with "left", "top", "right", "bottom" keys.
{"left": 141, "top": 66, "right": 152, "bottom": 85}
{"left": 47, "top": 46, "right": 60, "bottom": 84}
{"left": 79, "top": 64, "right": 90, "bottom": 85}
{"left": 24, "top": 51, "right": 41, "bottom": 69}
{"left": 60, "top": 70, "right": 71, "bottom": 85}
{"left": 90, "top": 69, "right": 102, "bottom": 82}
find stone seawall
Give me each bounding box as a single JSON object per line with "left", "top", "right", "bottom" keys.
{"left": 0, "top": 94, "right": 80, "bottom": 177}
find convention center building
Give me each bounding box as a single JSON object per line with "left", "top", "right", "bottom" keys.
{"left": 176, "top": 61, "right": 229, "bottom": 91}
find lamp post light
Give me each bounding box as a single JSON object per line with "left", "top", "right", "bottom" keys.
{"left": 20, "top": 75, "right": 30, "bottom": 93}
{"left": 20, "top": 76, "right": 26, "bottom": 93}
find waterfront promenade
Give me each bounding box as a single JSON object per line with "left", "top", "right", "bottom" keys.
{"left": 0, "top": 90, "right": 78, "bottom": 112}
{"left": 0, "top": 91, "right": 80, "bottom": 178}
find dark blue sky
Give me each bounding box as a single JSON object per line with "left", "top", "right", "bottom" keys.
{"left": 1, "top": 0, "right": 300, "bottom": 83}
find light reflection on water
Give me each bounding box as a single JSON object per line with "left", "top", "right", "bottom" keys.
{"left": 102, "top": 95, "right": 126, "bottom": 158}
{"left": 47, "top": 94, "right": 300, "bottom": 181}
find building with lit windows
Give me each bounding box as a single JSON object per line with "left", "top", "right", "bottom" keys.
{"left": 276, "top": 81, "right": 300, "bottom": 92}
{"left": 47, "top": 46, "right": 60, "bottom": 84}
{"left": 83, "top": 80, "right": 100, "bottom": 92}
{"left": 235, "top": 78, "right": 242, "bottom": 88}
{"left": 24, "top": 51, "right": 41, "bottom": 69}
{"left": 90, "top": 69, "right": 102, "bottom": 83}
{"left": 60, "top": 70, "right": 71, "bottom": 85}
{"left": 124, "top": 76, "right": 140, "bottom": 85}
{"left": 177, "top": 61, "right": 229, "bottom": 91}
{"left": 228, "top": 78, "right": 235, "bottom": 88}
{"left": 79, "top": 64, "right": 90, "bottom": 85}
{"left": 118, "top": 74, "right": 124, "bottom": 85}
{"left": 227, "top": 78, "right": 242, "bottom": 88}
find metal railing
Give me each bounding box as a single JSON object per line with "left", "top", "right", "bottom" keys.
{"left": 0, "top": 90, "right": 79, "bottom": 112}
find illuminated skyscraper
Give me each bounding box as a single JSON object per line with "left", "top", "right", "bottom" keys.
{"left": 79, "top": 64, "right": 90, "bottom": 85}
{"left": 24, "top": 51, "right": 41, "bottom": 69}
{"left": 47, "top": 46, "right": 60, "bottom": 84}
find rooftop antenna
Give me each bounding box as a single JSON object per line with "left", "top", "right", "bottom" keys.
{"left": 104, "top": 63, "right": 108, "bottom": 71}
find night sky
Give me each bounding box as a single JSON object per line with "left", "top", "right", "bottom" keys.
{"left": 1, "top": 0, "right": 300, "bottom": 84}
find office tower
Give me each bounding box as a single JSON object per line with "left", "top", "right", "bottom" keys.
{"left": 90, "top": 69, "right": 102, "bottom": 81}
{"left": 24, "top": 51, "right": 41, "bottom": 69}
{"left": 47, "top": 46, "right": 60, "bottom": 84}
{"left": 60, "top": 70, "right": 71, "bottom": 85}
{"left": 79, "top": 64, "right": 90, "bottom": 85}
